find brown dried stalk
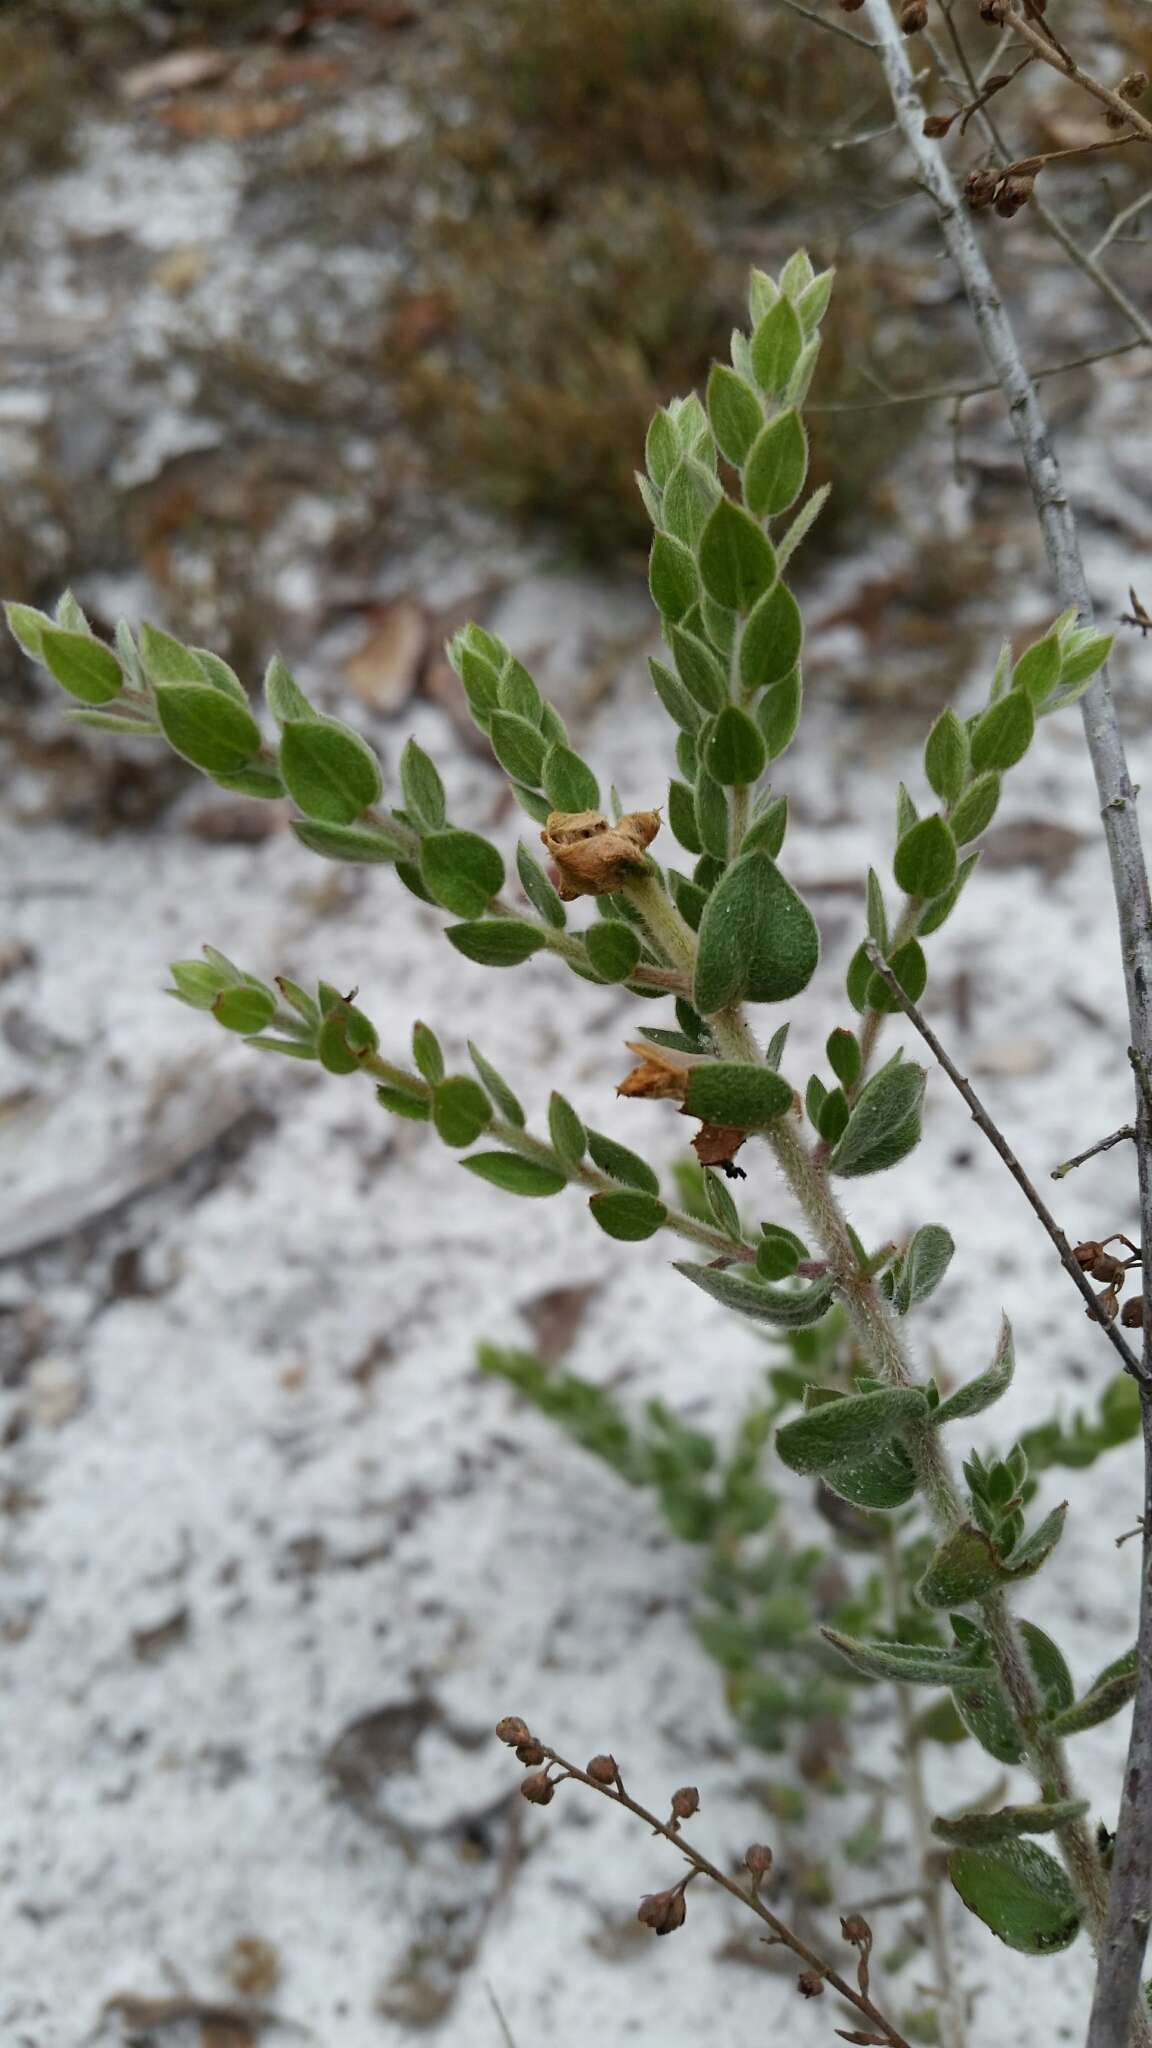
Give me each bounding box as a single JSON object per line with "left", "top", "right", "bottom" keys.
{"left": 495, "top": 1721, "right": 914, "bottom": 2048}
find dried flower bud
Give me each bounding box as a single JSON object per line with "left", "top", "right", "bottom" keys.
{"left": 520, "top": 1770, "right": 555, "bottom": 1805}
{"left": 1120, "top": 70, "right": 1149, "bottom": 101}
{"left": 496, "top": 1715, "right": 531, "bottom": 1748}
{"left": 797, "top": 1970, "right": 825, "bottom": 1998}
{"left": 1074, "top": 1240, "right": 1104, "bottom": 1271}
{"left": 978, "top": 0, "right": 1008, "bottom": 21}
{"left": 670, "top": 1786, "right": 700, "bottom": 1822}
{"left": 900, "top": 0, "right": 928, "bottom": 29}
{"left": 516, "top": 1739, "right": 546, "bottom": 1765}
{"left": 1091, "top": 1285, "right": 1121, "bottom": 1325}
{"left": 638, "top": 1887, "right": 687, "bottom": 1937}
{"left": 618, "top": 1041, "right": 691, "bottom": 1102}
{"left": 922, "top": 112, "right": 956, "bottom": 137}
{"left": 964, "top": 168, "right": 1000, "bottom": 209}
{"left": 841, "top": 1913, "right": 873, "bottom": 1946}
{"left": 586, "top": 1754, "right": 619, "bottom": 1785}
{"left": 1122, "top": 1296, "right": 1145, "bottom": 1328}
{"left": 745, "top": 1843, "right": 774, "bottom": 1879}
{"left": 994, "top": 172, "right": 1034, "bottom": 218}
{"left": 539, "top": 809, "right": 660, "bottom": 901}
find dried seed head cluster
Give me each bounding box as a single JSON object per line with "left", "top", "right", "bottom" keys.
{"left": 1072, "top": 1235, "right": 1143, "bottom": 1324}
{"left": 539, "top": 808, "right": 660, "bottom": 900}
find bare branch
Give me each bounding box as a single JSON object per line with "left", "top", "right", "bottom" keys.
{"left": 1052, "top": 1126, "right": 1137, "bottom": 1179}
{"left": 807, "top": 337, "right": 1145, "bottom": 411}
{"left": 1004, "top": 8, "right": 1152, "bottom": 146}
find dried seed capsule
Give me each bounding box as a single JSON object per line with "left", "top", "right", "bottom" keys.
{"left": 496, "top": 1716, "right": 531, "bottom": 1748}
{"left": 586, "top": 1753, "right": 619, "bottom": 1785}
{"left": 1122, "top": 1296, "right": 1145, "bottom": 1328}
{"left": 798, "top": 1970, "right": 825, "bottom": 1998}
{"left": 520, "top": 1770, "right": 555, "bottom": 1805}
{"left": 841, "top": 1913, "right": 872, "bottom": 1945}
{"left": 670, "top": 1786, "right": 700, "bottom": 1821}
{"left": 1120, "top": 70, "right": 1149, "bottom": 101}
{"left": 745, "top": 1843, "right": 774, "bottom": 1879}
{"left": 1074, "top": 1240, "right": 1104, "bottom": 1270}
{"left": 923, "top": 112, "right": 956, "bottom": 136}
{"left": 900, "top": 0, "right": 928, "bottom": 29}
{"left": 994, "top": 172, "right": 1034, "bottom": 218}
{"left": 979, "top": 0, "right": 1008, "bottom": 21}
{"left": 638, "top": 1887, "right": 687, "bottom": 1936}
{"left": 964, "top": 168, "right": 1000, "bottom": 209}
{"left": 516, "top": 1739, "right": 546, "bottom": 1766}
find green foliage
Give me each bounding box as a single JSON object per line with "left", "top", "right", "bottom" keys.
{"left": 829, "top": 1057, "right": 926, "bottom": 1179}
{"left": 776, "top": 1387, "right": 928, "bottom": 1478}
{"left": 948, "top": 1840, "right": 1081, "bottom": 1954}
{"left": 694, "top": 852, "right": 820, "bottom": 1013}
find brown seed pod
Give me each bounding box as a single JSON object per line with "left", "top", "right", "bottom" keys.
{"left": 979, "top": 0, "right": 1008, "bottom": 21}
{"left": 841, "top": 1913, "right": 873, "bottom": 1946}
{"left": 1122, "top": 1296, "right": 1145, "bottom": 1328}
{"left": 838, "top": 0, "right": 867, "bottom": 10}
{"left": 922, "top": 112, "right": 956, "bottom": 137}
{"left": 670, "top": 1786, "right": 700, "bottom": 1822}
{"left": 900, "top": 0, "right": 928, "bottom": 30}
{"left": 994, "top": 172, "right": 1034, "bottom": 218}
{"left": 964, "top": 168, "right": 1000, "bottom": 209}
{"left": 516, "top": 1739, "right": 546, "bottom": 1766}
{"left": 1120, "top": 70, "right": 1149, "bottom": 101}
{"left": 745, "top": 1843, "right": 774, "bottom": 1879}
{"left": 1092, "top": 1285, "right": 1121, "bottom": 1325}
{"left": 520, "top": 1770, "right": 556, "bottom": 1805}
{"left": 495, "top": 1715, "right": 531, "bottom": 1748}
{"left": 798, "top": 1970, "right": 826, "bottom": 1998}
{"left": 586, "top": 1753, "right": 619, "bottom": 1785}
{"left": 638, "top": 1887, "right": 688, "bottom": 1936}
{"left": 539, "top": 809, "right": 659, "bottom": 900}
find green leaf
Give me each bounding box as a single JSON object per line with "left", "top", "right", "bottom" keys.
{"left": 933, "top": 1800, "right": 1088, "bottom": 1846}
{"left": 797, "top": 267, "right": 834, "bottom": 332}
{"left": 845, "top": 942, "right": 873, "bottom": 1014}
{"left": 515, "top": 842, "right": 566, "bottom": 928}
{"left": 705, "top": 705, "right": 767, "bottom": 786}
{"left": 684, "top": 1062, "right": 793, "bottom": 1129}
{"left": 756, "top": 1224, "right": 808, "bottom": 1280}
{"left": 896, "top": 782, "right": 919, "bottom": 838}
{"left": 918, "top": 1524, "right": 1004, "bottom": 1607}
{"left": 65, "top": 709, "right": 159, "bottom": 736}
{"left": 446, "top": 920, "right": 546, "bottom": 968}
{"left": 188, "top": 649, "right": 246, "bottom": 706}
{"left": 918, "top": 852, "right": 980, "bottom": 935}
{"left": 817, "top": 1087, "right": 849, "bottom": 1144}
{"left": 5, "top": 600, "right": 53, "bottom": 659}
{"left": 394, "top": 737, "right": 443, "bottom": 831}
{"left": 548, "top": 1092, "right": 587, "bottom": 1166}
{"left": 462, "top": 1153, "right": 567, "bottom": 1198}
{"left": 674, "top": 1262, "right": 834, "bottom": 1327}
{"left": 648, "top": 656, "right": 703, "bottom": 733}
{"left": 468, "top": 1042, "right": 525, "bottom": 1126}
{"left": 589, "top": 1190, "right": 667, "bottom": 1241}
{"left": 585, "top": 921, "right": 642, "bottom": 983}
{"left": 950, "top": 772, "right": 1001, "bottom": 844}
{"left": 662, "top": 458, "right": 722, "bottom": 549}
{"left": 740, "top": 586, "right": 803, "bottom": 693}
{"left": 39, "top": 627, "right": 123, "bottom": 705}
{"left": 823, "top": 1439, "right": 918, "bottom": 1510}
{"left": 499, "top": 656, "right": 544, "bottom": 725}
{"left": 263, "top": 653, "right": 317, "bottom": 724}
{"left": 894, "top": 1224, "right": 955, "bottom": 1314}
{"left": 894, "top": 815, "right": 957, "bottom": 899}
{"left": 706, "top": 363, "right": 763, "bottom": 465}
{"left": 433, "top": 1075, "right": 493, "bottom": 1148}
{"left": 649, "top": 531, "right": 700, "bottom": 622}
{"left": 1012, "top": 633, "right": 1061, "bottom": 706}
{"left": 948, "top": 1841, "right": 1080, "bottom": 1954}
{"left": 777, "top": 1387, "right": 928, "bottom": 1476}
{"left": 411, "top": 1020, "right": 444, "bottom": 1084}
{"left": 586, "top": 1130, "right": 659, "bottom": 1195}
{"left": 829, "top": 1056, "right": 926, "bottom": 1178}
{"left": 212, "top": 985, "right": 277, "bottom": 1035}
{"left": 694, "top": 851, "right": 820, "bottom": 1013}
{"left": 924, "top": 708, "right": 969, "bottom": 805}
{"left": 668, "top": 778, "right": 704, "bottom": 856}
{"left": 827, "top": 1028, "right": 861, "bottom": 1091}
{"left": 776, "top": 485, "right": 830, "bottom": 572}
{"left": 214, "top": 762, "right": 284, "bottom": 800}
{"left": 645, "top": 409, "right": 679, "bottom": 489}
{"left": 702, "top": 1167, "right": 742, "bottom": 1240}
{"left": 1002, "top": 1503, "right": 1067, "bottom": 1578}
{"left": 750, "top": 298, "right": 804, "bottom": 396}
{"left": 694, "top": 771, "right": 729, "bottom": 862}
{"left": 155, "top": 683, "right": 263, "bottom": 776}
{"left": 1049, "top": 629, "right": 1112, "bottom": 706}
{"left": 376, "top": 1084, "right": 431, "bottom": 1120}
{"left": 744, "top": 411, "right": 808, "bottom": 519}
{"left": 823, "top": 1633, "right": 987, "bottom": 1688}
{"left": 169, "top": 959, "right": 229, "bottom": 1009}
{"left": 953, "top": 1622, "right": 1072, "bottom": 1763}
{"left": 542, "top": 743, "right": 599, "bottom": 813}
{"left": 866, "top": 868, "right": 889, "bottom": 948}
{"left": 137, "top": 623, "right": 207, "bottom": 686}
{"left": 489, "top": 709, "right": 547, "bottom": 786}
{"left": 934, "top": 1316, "right": 1014, "bottom": 1424}
{"left": 668, "top": 624, "right": 728, "bottom": 711}
{"left": 970, "top": 690, "right": 1035, "bottom": 773}
{"left": 698, "top": 500, "right": 777, "bottom": 613}
{"left": 279, "top": 716, "right": 382, "bottom": 823}
{"left": 421, "top": 829, "right": 504, "bottom": 917}
{"left": 866, "top": 938, "right": 927, "bottom": 1014}
{"left": 291, "top": 817, "right": 406, "bottom": 863}
{"left": 740, "top": 794, "right": 788, "bottom": 858}
{"left": 1047, "top": 1648, "right": 1138, "bottom": 1736}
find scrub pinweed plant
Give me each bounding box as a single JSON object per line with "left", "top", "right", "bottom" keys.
{"left": 5, "top": 249, "right": 1151, "bottom": 2042}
